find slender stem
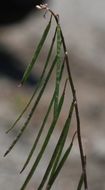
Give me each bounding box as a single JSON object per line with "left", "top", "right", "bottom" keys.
{"left": 61, "top": 30, "right": 88, "bottom": 190}
{"left": 39, "top": 5, "right": 88, "bottom": 189}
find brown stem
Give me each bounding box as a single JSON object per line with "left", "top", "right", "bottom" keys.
{"left": 37, "top": 4, "right": 88, "bottom": 189}
{"left": 49, "top": 6, "right": 88, "bottom": 190}
{"left": 60, "top": 28, "right": 88, "bottom": 190}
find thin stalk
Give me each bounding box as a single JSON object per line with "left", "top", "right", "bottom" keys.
{"left": 61, "top": 33, "right": 88, "bottom": 189}
{"left": 39, "top": 6, "right": 88, "bottom": 189}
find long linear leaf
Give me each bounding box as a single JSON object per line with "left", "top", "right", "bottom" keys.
{"left": 54, "top": 25, "right": 62, "bottom": 119}
{"left": 21, "top": 15, "right": 52, "bottom": 85}
{"left": 38, "top": 97, "right": 75, "bottom": 190}
{"left": 20, "top": 82, "right": 66, "bottom": 190}
{"left": 6, "top": 27, "right": 57, "bottom": 134}
{"left": 4, "top": 56, "right": 57, "bottom": 157}
{"left": 6, "top": 80, "right": 43, "bottom": 134}
{"left": 46, "top": 131, "right": 77, "bottom": 190}
{"left": 20, "top": 55, "right": 65, "bottom": 173}
{"left": 49, "top": 99, "right": 75, "bottom": 178}
{"left": 20, "top": 91, "right": 55, "bottom": 173}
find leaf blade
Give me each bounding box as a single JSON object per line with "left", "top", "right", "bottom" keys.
{"left": 4, "top": 56, "right": 57, "bottom": 157}
{"left": 77, "top": 173, "right": 84, "bottom": 190}
{"left": 54, "top": 25, "right": 62, "bottom": 119}
{"left": 20, "top": 81, "right": 66, "bottom": 190}
{"left": 6, "top": 27, "right": 57, "bottom": 134}
{"left": 20, "top": 54, "right": 65, "bottom": 173}
{"left": 21, "top": 15, "right": 52, "bottom": 85}
{"left": 38, "top": 96, "right": 75, "bottom": 190}
{"left": 46, "top": 131, "right": 77, "bottom": 190}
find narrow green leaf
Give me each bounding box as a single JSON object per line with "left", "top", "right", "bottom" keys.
{"left": 21, "top": 15, "right": 52, "bottom": 85}
{"left": 20, "top": 55, "right": 65, "bottom": 173}
{"left": 20, "top": 82, "right": 66, "bottom": 190}
{"left": 46, "top": 131, "right": 77, "bottom": 190}
{"left": 40, "top": 27, "right": 57, "bottom": 79}
{"left": 6, "top": 80, "right": 43, "bottom": 134}
{"left": 54, "top": 25, "right": 62, "bottom": 119}
{"left": 38, "top": 96, "right": 75, "bottom": 190}
{"left": 77, "top": 173, "right": 84, "bottom": 190}
{"left": 20, "top": 91, "right": 55, "bottom": 173}
{"left": 6, "top": 27, "right": 57, "bottom": 134}
{"left": 4, "top": 56, "right": 57, "bottom": 157}
{"left": 49, "top": 99, "right": 75, "bottom": 177}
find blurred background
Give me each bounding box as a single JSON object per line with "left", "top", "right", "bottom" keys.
{"left": 0, "top": 0, "right": 105, "bottom": 190}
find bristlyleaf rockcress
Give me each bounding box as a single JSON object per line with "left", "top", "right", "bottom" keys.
{"left": 5, "top": 4, "right": 88, "bottom": 190}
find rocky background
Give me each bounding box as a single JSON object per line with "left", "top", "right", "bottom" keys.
{"left": 0, "top": 1, "right": 105, "bottom": 190}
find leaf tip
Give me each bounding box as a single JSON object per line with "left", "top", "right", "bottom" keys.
{"left": 20, "top": 169, "right": 23, "bottom": 174}
{"left": 4, "top": 151, "right": 8, "bottom": 157}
